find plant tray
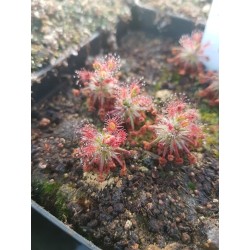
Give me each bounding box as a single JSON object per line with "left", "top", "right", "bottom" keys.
{"left": 32, "top": 3, "right": 218, "bottom": 250}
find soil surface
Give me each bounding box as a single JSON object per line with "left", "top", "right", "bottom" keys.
{"left": 31, "top": 0, "right": 131, "bottom": 72}
{"left": 32, "top": 31, "right": 219, "bottom": 250}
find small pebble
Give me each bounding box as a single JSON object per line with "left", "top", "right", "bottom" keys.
{"left": 190, "top": 172, "right": 195, "bottom": 177}
{"left": 58, "top": 143, "right": 64, "bottom": 148}
{"left": 194, "top": 189, "right": 199, "bottom": 195}
{"left": 196, "top": 205, "right": 205, "bottom": 213}
{"left": 147, "top": 203, "right": 154, "bottom": 210}
{"left": 38, "top": 162, "right": 47, "bottom": 169}
{"left": 131, "top": 218, "right": 137, "bottom": 226}
{"left": 116, "top": 179, "right": 123, "bottom": 188}
{"left": 90, "top": 192, "right": 96, "bottom": 197}
{"left": 138, "top": 166, "right": 149, "bottom": 173}
{"left": 158, "top": 193, "right": 166, "bottom": 199}
{"left": 130, "top": 243, "right": 139, "bottom": 250}
{"left": 181, "top": 213, "right": 186, "bottom": 219}
{"left": 87, "top": 219, "right": 98, "bottom": 228}
{"left": 39, "top": 118, "right": 51, "bottom": 127}
{"left": 107, "top": 207, "right": 114, "bottom": 216}
{"left": 170, "top": 198, "right": 176, "bottom": 203}
{"left": 127, "top": 175, "right": 133, "bottom": 181}
{"left": 152, "top": 167, "right": 159, "bottom": 179}
{"left": 175, "top": 217, "right": 181, "bottom": 223}
{"left": 125, "top": 210, "right": 133, "bottom": 218}
{"left": 124, "top": 220, "right": 133, "bottom": 230}
{"left": 60, "top": 138, "right": 66, "bottom": 143}
{"left": 181, "top": 232, "right": 191, "bottom": 243}
{"left": 206, "top": 203, "right": 212, "bottom": 209}
{"left": 158, "top": 200, "right": 164, "bottom": 205}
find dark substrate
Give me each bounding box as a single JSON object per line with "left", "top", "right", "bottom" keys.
{"left": 31, "top": 31, "right": 219, "bottom": 250}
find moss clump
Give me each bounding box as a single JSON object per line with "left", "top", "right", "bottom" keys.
{"left": 154, "top": 68, "right": 179, "bottom": 91}
{"left": 31, "top": 179, "right": 75, "bottom": 221}
{"left": 188, "top": 181, "right": 196, "bottom": 191}
{"left": 55, "top": 184, "right": 76, "bottom": 220}
{"left": 136, "top": 214, "right": 149, "bottom": 231}
{"left": 199, "top": 103, "right": 219, "bottom": 158}
{"left": 32, "top": 179, "right": 60, "bottom": 213}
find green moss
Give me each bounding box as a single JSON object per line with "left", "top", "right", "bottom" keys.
{"left": 43, "top": 181, "right": 60, "bottom": 196}
{"left": 188, "top": 181, "right": 196, "bottom": 191}
{"left": 154, "top": 68, "right": 174, "bottom": 91}
{"left": 199, "top": 99, "right": 218, "bottom": 112}
{"left": 136, "top": 214, "right": 148, "bottom": 230}
{"left": 55, "top": 184, "right": 77, "bottom": 220}
{"left": 154, "top": 81, "right": 163, "bottom": 92}
{"left": 199, "top": 102, "right": 219, "bottom": 158}
{"left": 171, "top": 71, "right": 182, "bottom": 82}
{"left": 31, "top": 179, "right": 74, "bottom": 220}
{"left": 32, "top": 179, "right": 60, "bottom": 202}
{"left": 32, "top": 179, "right": 61, "bottom": 213}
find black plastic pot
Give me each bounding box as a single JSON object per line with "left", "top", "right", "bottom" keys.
{"left": 32, "top": 3, "right": 206, "bottom": 249}
{"left": 32, "top": 200, "right": 101, "bottom": 250}
{"left": 31, "top": 32, "right": 104, "bottom": 103}
{"left": 131, "top": 0, "right": 205, "bottom": 39}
